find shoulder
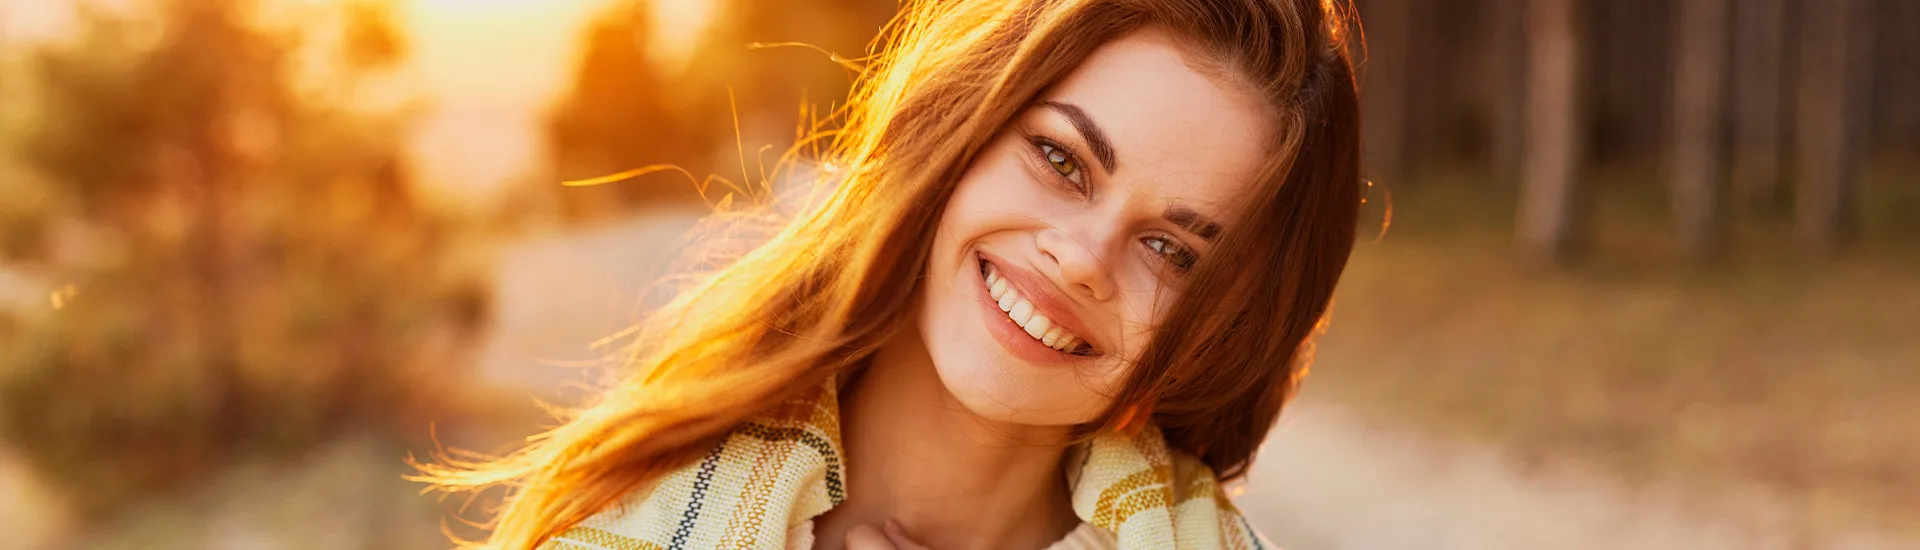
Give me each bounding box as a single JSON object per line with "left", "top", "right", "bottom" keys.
{"left": 542, "top": 392, "right": 847, "bottom": 549}
{"left": 1069, "top": 429, "right": 1278, "bottom": 549}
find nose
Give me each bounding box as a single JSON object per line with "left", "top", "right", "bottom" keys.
{"left": 1036, "top": 224, "right": 1115, "bottom": 302}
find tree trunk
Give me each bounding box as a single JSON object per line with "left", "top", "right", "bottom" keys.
{"left": 1358, "top": 0, "right": 1413, "bottom": 188}
{"left": 1877, "top": 1, "right": 1920, "bottom": 160}
{"left": 1729, "top": 0, "right": 1790, "bottom": 213}
{"left": 1671, "top": 0, "right": 1730, "bottom": 259}
{"left": 1794, "top": 0, "right": 1871, "bottom": 254}
{"left": 1488, "top": 0, "right": 1530, "bottom": 186}
{"left": 1516, "top": 0, "right": 1585, "bottom": 262}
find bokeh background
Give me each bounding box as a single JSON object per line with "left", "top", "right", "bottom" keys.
{"left": 0, "top": 0, "right": 1914, "bottom": 548}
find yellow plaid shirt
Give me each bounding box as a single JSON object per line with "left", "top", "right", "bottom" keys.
{"left": 540, "top": 381, "right": 1275, "bottom": 549}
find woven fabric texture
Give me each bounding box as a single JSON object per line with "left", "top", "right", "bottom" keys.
{"left": 539, "top": 381, "right": 1275, "bottom": 550}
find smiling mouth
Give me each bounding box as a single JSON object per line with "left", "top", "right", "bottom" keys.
{"left": 979, "top": 259, "right": 1097, "bottom": 356}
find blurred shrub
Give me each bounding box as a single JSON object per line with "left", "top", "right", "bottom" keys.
{"left": 536, "top": 0, "right": 900, "bottom": 221}
{"left": 0, "top": 0, "right": 490, "bottom": 517}
{"left": 0, "top": 210, "right": 490, "bottom": 518}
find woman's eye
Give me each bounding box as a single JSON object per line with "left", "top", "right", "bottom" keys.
{"left": 1034, "top": 140, "right": 1086, "bottom": 188}
{"left": 1143, "top": 236, "right": 1198, "bottom": 272}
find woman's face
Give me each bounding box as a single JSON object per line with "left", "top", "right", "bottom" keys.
{"left": 917, "top": 29, "right": 1272, "bottom": 426}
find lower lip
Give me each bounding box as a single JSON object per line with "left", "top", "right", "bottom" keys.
{"left": 972, "top": 253, "right": 1090, "bottom": 366}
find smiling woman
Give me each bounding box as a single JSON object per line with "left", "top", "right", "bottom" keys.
{"left": 918, "top": 30, "right": 1276, "bottom": 430}
{"left": 415, "top": 1, "right": 1364, "bottom": 549}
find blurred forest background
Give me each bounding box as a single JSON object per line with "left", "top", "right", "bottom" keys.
{"left": 0, "top": 0, "right": 1913, "bottom": 549}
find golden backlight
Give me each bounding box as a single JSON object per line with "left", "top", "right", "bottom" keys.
{"left": 0, "top": 0, "right": 720, "bottom": 206}
{"left": 398, "top": 0, "right": 719, "bottom": 206}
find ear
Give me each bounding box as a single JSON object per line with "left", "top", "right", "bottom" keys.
{"left": 1113, "top": 401, "right": 1154, "bottom": 436}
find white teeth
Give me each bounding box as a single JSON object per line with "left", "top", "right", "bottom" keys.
{"left": 1024, "top": 314, "right": 1051, "bottom": 339}
{"left": 1055, "top": 335, "right": 1082, "bottom": 353}
{"left": 982, "top": 263, "right": 1089, "bottom": 354}
{"left": 1008, "top": 300, "right": 1033, "bottom": 325}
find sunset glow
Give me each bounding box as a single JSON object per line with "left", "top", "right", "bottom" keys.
{"left": 398, "top": 0, "right": 601, "bottom": 205}
{"left": 1, "top": 0, "right": 723, "bottom": 207}
{"left": 399, "top": 0, "right": 720, "bottom": 206}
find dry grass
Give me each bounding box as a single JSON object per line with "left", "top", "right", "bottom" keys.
{"left": 1308, "top": 175, "right": 1920, "bottom": 539}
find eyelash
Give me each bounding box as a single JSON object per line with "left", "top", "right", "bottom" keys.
{"left": 1024, "top": 134, "right": 1088, "bottom": 193}
{"left": 1021, "top": 133, "right": 1200, "bottom": 275}
{"left": 1143, "top": 235, "right": 1198, "bottom": 273}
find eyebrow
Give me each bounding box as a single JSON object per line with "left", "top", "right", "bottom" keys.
{"left": 1039, "top": 100, "right": 1118, "bottom": 174}
{"left": 1164, "top": 206, "right": 1223, "bottom": 242}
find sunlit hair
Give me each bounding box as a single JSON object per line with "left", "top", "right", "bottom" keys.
{"left": 416, "top": 0, "right": 1362, "bottom": 547}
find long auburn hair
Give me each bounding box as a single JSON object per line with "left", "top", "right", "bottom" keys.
{"left": 417, "top": 0, "right": 1362, "bottom": 547}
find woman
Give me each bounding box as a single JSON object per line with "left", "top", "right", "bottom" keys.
{"left": 420, "top": 0, "right": 1362, "bottom": 548}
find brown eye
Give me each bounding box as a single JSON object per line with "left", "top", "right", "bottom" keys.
{"left": 1143, "top": 236, "right": 1197, "bottom": 272}
{"left": 1036, "top": 141, "right": 1086, "bottom": 187}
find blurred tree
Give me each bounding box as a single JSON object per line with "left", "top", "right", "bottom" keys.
{"left": 1670, "top": 0, "right": 1730, "bottom": 259}
{"left": 1357, "top": 0, "right": 1412, "bottom": 187}
{"left": 533, "top": 0, "right": 1914, "bottom": 247}
{"left": 0, "top": 0, "right": 490, "bottom": 518}
{"left": 1794, "top": 0, "right": 1872, "bottom": 253}
{"left": 1587, "top": 0, "right": 1675, "bottom": 165}
{"left": 545, "top": 0, "right": 708, "bottom": 218}
{"left": 1485, "top": 0, "right": 1528, "bottom": 186}
{"left": 1729, "top": 0, "right": 1791, "bottom": 215}
{"left": 1515, "top": 0, "right": 1587, "bottom": 262}
{"left": 1871, "top": 1, "right": 1920, "bottom": 163}
{"left": 684, "top": 0, "right": 897, "bottom": 163}
{"left": 538, "top": 0, "right": 896, "bottom": 221}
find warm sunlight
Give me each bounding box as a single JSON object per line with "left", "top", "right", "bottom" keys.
{"left": 399, "top": 0, "right": 602, "bottom": 205}
{"left": 408, "top": 0, "right": 718, "bottom": 70}
{"left": 649, "top": 0, "right": 722, "bottom": 71}
{"left": 2, "top": 0, "right": 723, "bottom": 208}
{"left": 3, "top": 1, "right": 1914, "bottom": 549}
{"left": 400, "top": 0, "right": 718, "bottom": 207}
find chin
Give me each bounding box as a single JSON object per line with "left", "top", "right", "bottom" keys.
{"left": 929, "top": 345, "right": 1100, "bottom": 426}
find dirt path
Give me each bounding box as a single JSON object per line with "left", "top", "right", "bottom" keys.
{"left": 1241, "top": 395, "right": 1907, "bottom": 550}
{"left": 477, "top": 211, "right": 706, "bottom": 395}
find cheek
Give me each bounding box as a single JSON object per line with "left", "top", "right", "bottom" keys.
{"left": 924, "top": 151, "right": 1044, "bottom": 278}
{"left": 1102, "top": 268, "right": 1178, "bottom": 353}
{"left": 932, "top": 147, "right": 1018, "bottom": 253}
{"left": 1053, "top": 297, "right": 1164, "bottom": 421}
{"left": 946, "top": 135, "right": 1062, "bottom": 218}
{"left": 1115, "top": 296, "right": 1167, "bottom": 364}
{"left": 920, "top": 143, "right": 1040, "bottom": 324}
{"left": 950, "top": 160, "right": 1026, "bottom": 216}
{"left": 1076, "top": 292, "right": 1174, "bottom": 400}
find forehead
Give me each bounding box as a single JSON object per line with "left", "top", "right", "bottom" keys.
{"left": 1040, "top": 29, "right": 1272, "bottom": 217}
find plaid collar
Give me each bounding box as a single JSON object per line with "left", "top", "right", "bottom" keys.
{"left": 542, "top": 380, "right": 1272, "bottom": 550}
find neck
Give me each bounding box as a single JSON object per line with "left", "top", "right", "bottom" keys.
{"left": 813, "top": 330, "right": 1082, "bottom": 550}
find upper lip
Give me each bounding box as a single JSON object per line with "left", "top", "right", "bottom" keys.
{"left": 978, "top": 250, "right": 1100, "bottom": 354}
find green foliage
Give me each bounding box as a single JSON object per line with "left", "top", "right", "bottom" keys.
{"left": 0, "top": 0, "right": 490, "bottom": 517}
